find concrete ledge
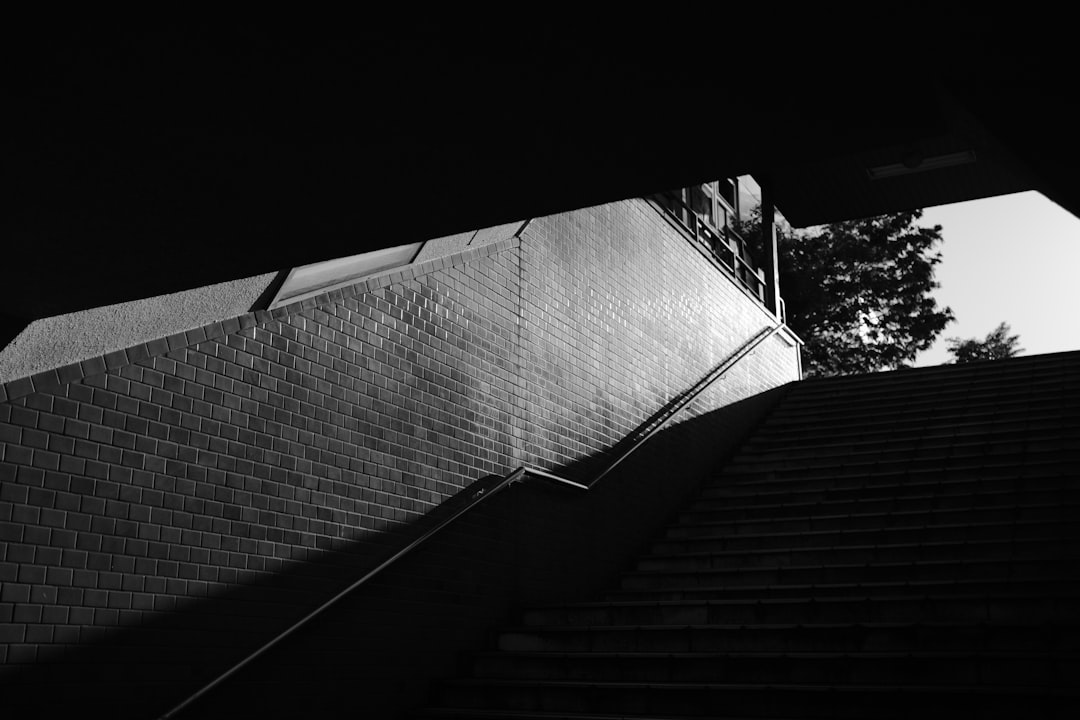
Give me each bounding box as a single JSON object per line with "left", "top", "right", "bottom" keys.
{"left": 0, "top": 229, "right": 526, "bottom": 403}
{"left": 0, "top": 272, "right": 279, "bottom": 387}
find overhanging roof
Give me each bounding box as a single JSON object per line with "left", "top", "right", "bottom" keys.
{"left": 3, "top": 17, "right": 1075, "bottom": 330}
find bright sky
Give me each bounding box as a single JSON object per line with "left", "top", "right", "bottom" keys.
{"left": 913, "top": 191, "right": 1080, "bottom": 366}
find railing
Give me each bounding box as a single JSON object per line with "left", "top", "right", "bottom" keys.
{"left": 158, "top": 321, "right": 787, "bottom": 719}
{"left": 652, "top": 189, "right": 767, "bottom": 303}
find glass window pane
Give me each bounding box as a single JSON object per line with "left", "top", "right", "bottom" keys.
{"left": 690, "top": 185, "right": 715, "bottom": 227}
{"left": 273, "top": 242, "right": 423, "bottom": 307}
{"left": 719, "top": 178, "right": 736, "bottom": 209}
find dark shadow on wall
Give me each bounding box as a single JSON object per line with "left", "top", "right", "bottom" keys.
{"left": 0, "top": 312, "right": 29, "bottom": 353}
{"left": 0, "top": 384, "right": 793, "bottom": 719}
{"left": 246, "top": 269, "right": 291, "bottom": 313}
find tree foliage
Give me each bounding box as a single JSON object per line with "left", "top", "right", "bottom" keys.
{"left": 945, "top": 322, "right": 1023, "bottom": 363}
{"left": 741, "top": 210, "right": 954, "bottom": 377}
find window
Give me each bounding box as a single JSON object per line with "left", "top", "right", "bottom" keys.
{"left": 269, "top": 241, "right": 424, "bottom": 309}
{"left": 652, "top": 179, "right": 765, "bottom": 302}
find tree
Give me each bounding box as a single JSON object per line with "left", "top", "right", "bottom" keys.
{"left": 945, "top": 322, "right": 1023, "bottom": 363}
{"left": 741, "top": 209, "right": 954, "bottom": 377}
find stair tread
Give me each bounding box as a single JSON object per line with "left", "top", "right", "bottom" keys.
{"left": 680, "top": 494, "right": 1080, "bottom": 516}
{"left": 660, "top": 517, "right": 1080, "bottom": 539}
{"left": 740, "top": 429, "right": 1080, "bottom": 454}
{"left": 758, "top": 411, "right": 1079, "bottom": 429}
{"left": 720, "top": 456, "right": 1080, "bottom": 475}
{"left": 668, "top": 501, "right": 1080, "bottom": 528}
{"left": 626, "top": 556, "right": 1077, "bottom": 573}
{"left": 722, "top": 455, "right": 1080, "bottom": 474}
{"left": 417, "top": 710, "right": 813, "bottom": 720}
{"left": 693, "top": 486, "right": 1078, "bottom": 502}
{"left": 475, "top": 650, "right": 1080, "bottom": 659}
{"left": 708, "top": 471, "right": 1076, "bottom": 492}
{"left": 416, "top": 356, "right": 1080, "bottom": 718}
{"left": 528, "top": 591, "right": 1080, "bottom": 611}
{"left": 766, "top": 403, "right": 1079, "bottom": 421}
{"left": 643, "top": 536, "right": 1071, "bottom": 558}
{"left": 441, "top": 677, "right": 1080, "bottom": 694}
{"left": 504, "top": 620, "right": 1075, "bottom": 631}
{"left": 698, "top": 479, "right": 1074, "bottom": 501}
{"left": 607, "top": 576, "right": 1080, "bottom": 598}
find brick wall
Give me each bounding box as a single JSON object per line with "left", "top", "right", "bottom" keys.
{"left": 0, "top": 197, "right": 800, "bottom": 715}
{"left": 517, "top": 201, "right": 796, "bottom": 472}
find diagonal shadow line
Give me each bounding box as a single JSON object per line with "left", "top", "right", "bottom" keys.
{"left": 177, "top": 387, "right": 794, "bottom": 719}
{"left": 1, "top": 384, "right": 794, "bottom": 719}
{"left": 572, "top": 324, "right": 783, "bottom": 485}
{"left": 1, "top": 327, "right": 791, "bottom": 719}
{"left": 159, "top": 323, "right": 786, "bottom": 717}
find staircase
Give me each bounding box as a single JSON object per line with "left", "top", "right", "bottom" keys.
{"left": 415, "top": 352, "right": 1080, "bottom": 719}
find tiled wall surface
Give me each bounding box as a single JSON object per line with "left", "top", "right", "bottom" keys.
{"left": 0, "top": 198, "right": 799, "bottom": 706}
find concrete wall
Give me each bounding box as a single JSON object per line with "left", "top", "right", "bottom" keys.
{"left": 0, "top": 197, "right": 800, "bottom": 716}
{"left": 0, "top": 273, "right": 281, "bottom": 385}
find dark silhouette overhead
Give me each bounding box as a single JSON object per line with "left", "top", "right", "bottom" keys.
{"left": 4, "top": 15, "right": 1074, "bottom": 324}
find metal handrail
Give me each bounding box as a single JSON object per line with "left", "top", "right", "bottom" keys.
{"left": 592, "top": 322, "right": 785, "bottom": 486}
{"left": 158, "top": 321, "right": 786, "bottom": 719}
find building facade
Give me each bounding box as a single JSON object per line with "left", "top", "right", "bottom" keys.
{"left": 0, "top": 189, "right": 800, "bottom": 715}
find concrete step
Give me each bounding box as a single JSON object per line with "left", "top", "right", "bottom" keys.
{"left": 677, "top": 488, "right": 1080, "bottom": 524}
{"left": 773, "top": 395, "right": 1080, "bottom": 423}
{"left": 696, "top": 473, "right": 1072, "bottom": 504}
{"left": 730, "top": 431, "right": 1080, "bottom": 468}
{"left": 469, "top": 650, "right": 1080, "bottom": 686}
{"left": 413, "top": 354, "right": 1080, "bottom": 719}
{"left": 664, "top": 502, "right": 1080, "bottom": 537}
{"left": 743, "top": 431, "right": 1078, "bottom": 464}
{"left": 522, "top": 593, "right": 1080, "bottom": 627}
{"left": 757, "top": 410, "right": 1079, "bottom": 441}
{"left": 415, "top": 710, "right": 808, "bottom": 720}
{"left": 653, "top": 518, "right": 1080, "bottom": 554}
{"left": 763, "top": 403, "right": 1079, "bottom": 435}
{"left": 710, "top": 462, "right": 1073, "bottom": 496}
{"left": 720, "top": 449, "right": 1080, "bottom": 478}
{"left": 497, "top": 622, "right": 1080, "bottom": 654}
{"left": 637, "top": 537, "right": 1080, "bottom": 572}
{"left": 785, "top": 353, "right": 1079, "bottom": 394}
{"left": 431, "top": 678, "right": 1080, "bottom": 718}
{"left": 718, "top": 463, "right": 1079, "bottom": 491}
{"left": 770, "top": 390, "right": 1079, "bottom": 425}
{"left": 740, "top": 416, "right": 1078, "bottom": 453}
{"left": 749, "top": 432, "right": 1080, "bottom": 464}
{"left": 619, "top": 557, "right": 1073, "bottom": 592}
{"left": 604, "top": 576, "right": 1080, "bottom": 602}
{"left": 771, "top": 371, "right": 1079, "bottom": 406}
{"left": 781, "top": 369, "right": 1079, "bottom": 402}
{"left": 756, "top": 403, "right": 1076, "bottom": 433}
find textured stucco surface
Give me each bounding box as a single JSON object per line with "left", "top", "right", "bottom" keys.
{"left": 0, "top": 219, "right": 527, "bottom": 384}
{"left": 414, "top": 220, "right": 526, "bottom": 263}
{"left": 413, "top": 230, "right": 476, "bottom": 262}
{"left": 470, "top": 220, "right": 527, "bottom": 249}
{"left": 0, "top": 273, "right": 277, "bottom": 383}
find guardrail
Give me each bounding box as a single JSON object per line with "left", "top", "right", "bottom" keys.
{"left": 651, "top": 190, "right": 767, "bottom": 304}
{"left": 158, "top": 321, "right": 788, "bottom": 719}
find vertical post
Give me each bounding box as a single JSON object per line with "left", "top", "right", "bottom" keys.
{"left": 760, "top": 177, "right": 782, "bottom": 319}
